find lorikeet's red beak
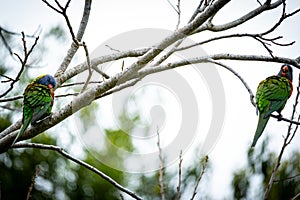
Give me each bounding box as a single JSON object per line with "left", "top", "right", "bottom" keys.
{"left": 48, "top": 84, "right": 55, "bottom": 99}
{"left": 282, "top": 65, "right": 289, "bottom": 77}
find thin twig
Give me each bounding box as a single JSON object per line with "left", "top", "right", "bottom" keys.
{"left": 0, "top": 26, "right": 35, "bottom": 55}
{"left": 207, "top": 60, "right": 255, "bottom": 106}
{"left": 274, "top": 173, "right": 300, "bottom": 183}
{"left": 291, "top": 192, "right": 300, "bottom": 200}
{"left": 55, "top": 93, "right": 79, "bottom": 98}
{"left": 177, "top": 150, "right": 183, "bottom": 200}
{"left": 97, "top": 77, "right": 142, "bottom": 99}
{"left": 80, "top": 42, "right": 93, "bottom": 93}
{"left": 194, "top": 0, "right": 284, "bottom": 33}
{"left": 175, "top": 0, "right": 181, "bottom": 30}
{"left": 105, "top": 44, "right": 121, "bottom": 52}
{"left": 0, "top": 32, "right": 39, "bottom": 98}
{"left": 190, "top": 155, "right": 209, "bottom": 200}
{"left": 26, "top": 165, "right": 40, "bottom": 200}
{"left": 157, "top": 128, "right": 165, "bottom": 200}
{"left": 60, "top": 81, "right": 103, "bottom": 88}
{"left": 261, "top": 1, "right": 300, "bottom": 37}
{"left": 151, "top": 0, "right": 214, "bottom": 67}
{"left": 256, "top": 0, "right": 263, "bottom": 6}
{"left": 0, "top": 74, "right": 14, "bottom": 82}
{"left": 0, "top": 95, "right": 23, "bottom": 102}
{"left": 175, "top": 32, "right": 294, "bottom": 58}
{"left": 0, "top": 105, "right": 21, "bottom": 112}
{"left": 165, "top": 0, "right": 179, "bottom": 14}
{"left": 12, "top": 143, "right": 143, "bottom": 200}
{"left": 54, "top": 0, "right": 91, "bottom": 78}
{"left": 42, "top": 0, "right": 77, "bottom": 44}
{"left": 94, "top": 66, "right": 110, "bottom": 79}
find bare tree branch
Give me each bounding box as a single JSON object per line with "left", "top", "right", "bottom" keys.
{"left": 175, "top": 0, "right": 181, "bottom": 30}
{"left": 157, "top": 128, "right": 165, "bottom": 200}
{"left": 60, "top": 81, "right": 103, "bottom": 88}
{"left": 189, "top": 0, "right": 209, "bottom": 23}
{"left": 55, "top": 93, "right": 79, "bottom": 98}
{"left": 42, "top": 0, "right": 76, "bottom": 43}
{"left": 0, "top": 73, "right": 15, "bottom": 82}
{"left": 207, "top": 60, "right": 255, "bottom": 106}
{"left": 26, "top": 165, "right": 40, "bottom": 200}
{"left": 0, "top": 105, "right": 21, "bottom": 112}
{"left": 120, "top": 0, "right": 230, "bottom": 81}
{"left": 11, "top": 143, "right": 143, "bottom": 200}
{"left": 177, "top": 150, "right": 183, "bottom": 200}
{"left": 195, "top": 0, "right": 283, "bottom": 32}
{"left": 190, "top": 155, "right": 209, "bottom": 200}
{"left": 0, "top": 95, "right": 23, "bottom": 102}
{"left": 52, "top": 0, "right": 92, "bottom": 79}
{"left": 2, "top": 51, "right": 300, "bottom": 152}
{"left": 1, "top": 1, "right": 300, "bottom": 198}
{"left": 261, "top": 0, "right": 300, "bottom": 36}
{"left": 274, "top": 173, "right": 300, "bottom": 183}
{"left": 291, "top": 192, "right": 300, "bottom": 200}
{"left": 165, "top": 0, "right": 179, "bottom": 15}
{"left": 150, "top": 0, "right": 225, "bottom": 67}
{"left": 94, "top": 66, "right": 110, "bottom": 79}
{"left": 0, "top": 26, "right": 37, "bottom": 55}
{"left": 80, "top": 42, "right": 93, "bottom": 93}
{"left": 0, "top": 32, "right": 39, "bottom": 98}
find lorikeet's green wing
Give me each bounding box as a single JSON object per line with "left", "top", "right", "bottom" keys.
{"left": 26, "top": 83, "right": 53, "bottom": 123}
{"left": 12, "top": 83, "right": 53, "bottom": 145}
{"left": 251, "top": 76, "right": 292, "bottom": 147}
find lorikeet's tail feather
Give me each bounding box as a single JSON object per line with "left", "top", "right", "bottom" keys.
{"left": 251, "top": 114, "right": 270, "bottom": 147}
{"left": 11, "top": 117, "right": 31, "bottom": 146}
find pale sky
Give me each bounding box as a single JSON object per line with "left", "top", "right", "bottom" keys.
{"left": 1, "top": 0, "right": 300, "bottom": 199}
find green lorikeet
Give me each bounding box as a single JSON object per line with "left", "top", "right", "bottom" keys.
{"left": 251, "top": 64, "right": 293, "bottom": 147}
{"left": 12, "top": 74, "right": 56, "bottom": 145}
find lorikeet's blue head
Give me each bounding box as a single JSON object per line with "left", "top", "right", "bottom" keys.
{"left": 36, "top": 74, "right": 56, "bottom": 89}
{"left": 278, "top": 64, "right": 293, "bottom": 82}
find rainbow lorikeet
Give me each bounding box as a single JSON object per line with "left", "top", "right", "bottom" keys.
{"left": 251, "top": 64, "right": 293, "bottom": 147}
{"left": 12, "top": 74, "right": 56, "bottom": 145}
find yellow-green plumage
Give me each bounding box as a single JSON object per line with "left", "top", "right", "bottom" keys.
{"left": 251, "top": 65, "right": 293, "bottom": 147}
{"left": 12, "top": 74, "right": 56, "bottom": 145}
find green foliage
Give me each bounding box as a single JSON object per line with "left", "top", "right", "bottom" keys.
{"left": 135, "top": 171, "right": 178, "bottom": 200}
{"left": 133, "top": 154, "right": 210, "bottom": 199}
{"left": 231, "top": 138, "right": 300, "bottom": 200}
{"left": 105, "top": 128, "right": 134, "bottom": 152}
{"left": 0, "top": 114, "right": 12, "bottom": 132}
{"left": 232, "top": 169, "right": 250, "bottom": 199}
{"left": 44, "top": 25, "right": 67, "bottom": 42}
{"left": 0, "top": 131, "right": 128, "bottom": 199}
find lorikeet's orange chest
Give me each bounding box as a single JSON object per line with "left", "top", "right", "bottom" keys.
{"left": 48, "top": 86, "right": 55, "bottom": 107}
{"left": 288, "top": 80, "right": 293, "bottom": 98}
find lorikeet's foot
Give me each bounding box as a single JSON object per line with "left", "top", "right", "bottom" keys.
{"left": 277, "top": 113, "right": 283, "bottom": 121}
